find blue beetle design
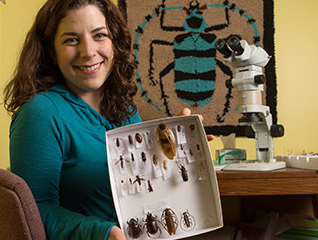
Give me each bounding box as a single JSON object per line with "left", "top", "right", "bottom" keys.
{"left": 134, "top": 0, "right": 260, "bottom": 122}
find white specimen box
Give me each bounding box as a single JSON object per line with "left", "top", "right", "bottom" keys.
{"left": 106, "top": 115, "right": 223, "bottom": 240}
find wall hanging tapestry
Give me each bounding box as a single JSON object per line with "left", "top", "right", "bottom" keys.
{"left": 119, "top": 0, "right": 277, "bottom": 136}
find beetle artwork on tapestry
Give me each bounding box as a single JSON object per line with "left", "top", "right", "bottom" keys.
{"left": 132, "top": 0, "right": 261, "bottom": 126}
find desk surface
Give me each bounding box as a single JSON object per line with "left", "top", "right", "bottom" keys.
{"left": 216, "top": 168, "right": 318, "bottom": 196}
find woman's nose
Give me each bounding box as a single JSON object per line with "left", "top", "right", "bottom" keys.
{"left": 79, "top": 39, "right": 96, "bottom": 59}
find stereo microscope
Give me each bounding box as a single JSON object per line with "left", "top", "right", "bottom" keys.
{"left": 215, "top": 35, "right": 285, "bottom": 171}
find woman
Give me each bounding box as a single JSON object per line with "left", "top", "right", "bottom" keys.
{"left": 4, "top": 0, "right": 141, "bottom": 239}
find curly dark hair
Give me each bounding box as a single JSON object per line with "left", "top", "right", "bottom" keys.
{"left": 3, "top": 0, "right": 138, "bottom": 125}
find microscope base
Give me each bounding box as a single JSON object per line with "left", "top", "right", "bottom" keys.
{"left": 222, "top": 161, "right": 286, "bottom": 171}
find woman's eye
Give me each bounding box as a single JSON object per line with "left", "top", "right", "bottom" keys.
{"left": 63, "top": 38, "right": 78, "bottom": 44}
{"left": 95, "top": 33, "right": 108, "bottom": 39}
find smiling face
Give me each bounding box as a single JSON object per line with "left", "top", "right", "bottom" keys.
{"left": 54, "top": 4, "right": 114, "bottom": 102}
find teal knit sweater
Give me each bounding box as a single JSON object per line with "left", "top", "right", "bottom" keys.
{"left": 9, "top": 85, "right": 142, "bottom": 240}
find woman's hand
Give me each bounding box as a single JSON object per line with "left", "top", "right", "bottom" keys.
{"left": 108, "top": 226, "right": 126, "bottom": 240}
{"left": 174, "top": 108, "right": 214, "bottom": 141}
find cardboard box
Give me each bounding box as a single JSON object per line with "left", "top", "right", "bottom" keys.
{"left": 106, "top": 115, "right": 223, "bottom": 240}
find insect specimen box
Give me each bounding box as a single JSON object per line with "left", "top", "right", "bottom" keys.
{"left": 106, "top": 115, "right": 223, "bottom": 240}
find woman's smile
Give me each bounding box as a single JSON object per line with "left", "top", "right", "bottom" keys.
{"left": 76, "top": 60, "right": 104, "bottom": 74}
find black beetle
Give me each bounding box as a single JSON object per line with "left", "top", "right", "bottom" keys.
{"left": 177, "top": 162, "right": 188, "bottom": 182}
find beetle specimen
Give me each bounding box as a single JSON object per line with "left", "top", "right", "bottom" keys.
{"left": 152, "top": 154, "right": 158, "bottom": 165}
{"left": 130, "top": 153, "right": 139, "bottom": 175}
{"left": 120, "top": 179, "right": 128, "bottom": 196}
{"left": 128, "top": 135, "right": 134, "bottom": 145}
{"left": 162, "top": 160, "right": 168, "bottom": 170}
{"left": 175, "top": 124, "right": 187, "bottom": 144}
{"left": 113, "top": 138, "right": 124, "bottom": 153}
{"left": 177, "top": 161, "right": 188, "bottom": 182}
{"left": 128, "top": 177, "right": 135, "bottom": 195}
{"left": 147, "top": 180, "right": 154, "bottom": 193}
{"left": 115, "top": 155, "right": 129, "bottom": 169}
{"left": 195, "top": 143, "right": 204, "bottom": 158}
{"left": 135, "top": 133, "right": 143, "bottom": 143}
{"left": 133, "top": 175, "right": 146, "bottom": 193}
{"left": 133, "top": 175, "right": 146, "bottom": 186}
{"left": 180, "top": 210, "right": 196, "bottom": 231}
{"left": 141, "top": 151, "right": 147, "bottom": 162}
{"left": 161, "top": 208, "right": 178, "bottom": 235}
{"left": 197, "top": 162, "right": 206, "bottom": 181}
{"left": 156, "top": 123, "right": 176, "bottom": 160}
{"left": 127, "top": 217, "right": 142, "bottom": 239}
{"left": 116, "top": 138, "right": 121, "bottom": 147}
{"left": 151, "top": 154, "right": 162, "bottom": 178}
{"left": 196, "top": 144, "right": 200, "bottom": 151}
{"left": 144, "top": 131, "right": 153, "bottom": 149}
{"left": 177, "top": 144, "right": 187, "bottom": 158}
{"left": 143, "top": 212, "right": 162, "bottom": 238}
{"left": 189, "top": 124, "right": 195, "bottom": 131}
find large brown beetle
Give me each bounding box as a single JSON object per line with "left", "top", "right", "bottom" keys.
{"left": 127, "top": 217, "right": 142, "bottom": 239}
{"left": 156, "top": 123, "right": 177, "bottom": 160}
{"left": 161, "top": 208, "right": 178, "bottom": 235}
{"left": 143, "top": 212, "right": 162, "bottom": 238}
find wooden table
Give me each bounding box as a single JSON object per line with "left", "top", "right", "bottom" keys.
{"left": 216, "top": 168, "right": 318, "bottom": 218}
{"left": 216, "top": 168, "right": 318, "bottom": 196}
{"left": 185, "top": 168, "right": 318, "bottom": 239}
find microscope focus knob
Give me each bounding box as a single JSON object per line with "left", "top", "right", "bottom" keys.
{"left": 270, "top": 124, "right": 285, "bottom": 138}
{"left": 225, "top": 79, "right": 233, "bottom": 88}
{"left": 254, "top": 75, "right": 266, "bottom": 84}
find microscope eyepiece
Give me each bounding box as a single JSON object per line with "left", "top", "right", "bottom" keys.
{"left": 227, "top": 35, "right": 244, "bottom": 56}
{"left": 215, "top": 39, "right": 232, "bottom": 58}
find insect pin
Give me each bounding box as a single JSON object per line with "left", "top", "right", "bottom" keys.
{"left": 177, "top": 161, "right": 188, "bottom": 182}
{"left": 180, "top": 210, "right": 196, "bottom": 231}
{"left": 156, "top": 123, "right": 177, "bottom": 160}
{"left": 127, "top": 217, "right": 142, "bottom": 239}
{"left": 161, "top": 208, "right": 178, "bottom": 235}
{"left": 143, "top": 212, "right": 162, "bottom": 238}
